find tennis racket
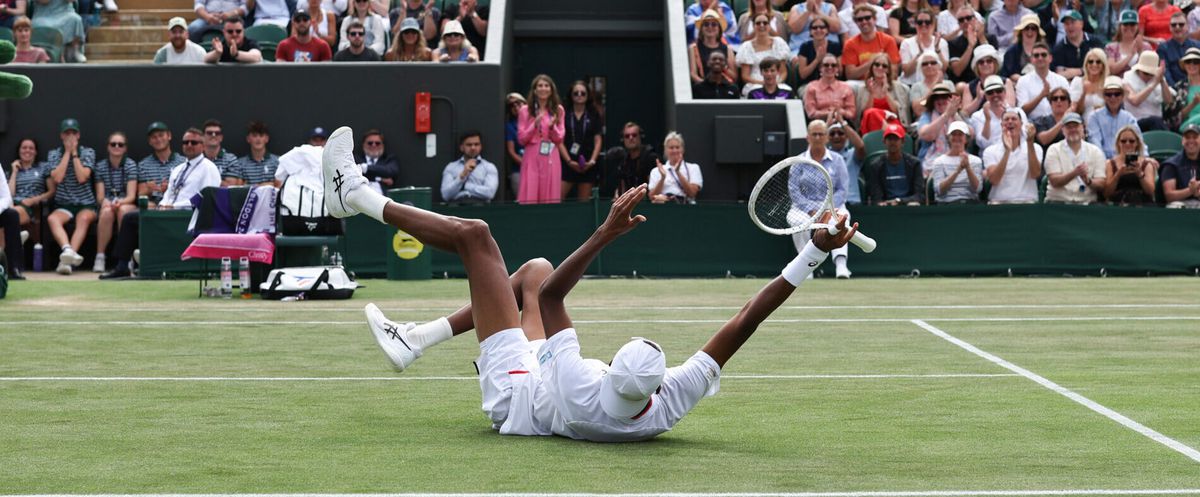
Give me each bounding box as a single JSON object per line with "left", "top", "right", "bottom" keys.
{"left": 747, "top": 156, "right": 877, "bottom": 253}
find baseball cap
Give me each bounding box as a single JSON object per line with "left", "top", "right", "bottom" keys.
{"left": 1119, "top": 9, "right": 1138, "bottom": 24}
{"left": 400, "top": 17, "right": 421, "bottom": 33}
{"left": 884, "top": 123, "right": 906, "bottom": 139}
{"left": 292, "top": 9, "right": 311, "bottom": 20}
{"left": 1103, "top": 75, "right": 1124, "bottom": 91}
{"left": 983, "top": 75, "right": 1004, "bottom": 92}
{"left": 1061, "top": 112, "right": 1083, "bottom": 125}
{"left": 167, "top": 16, "right": 187, "bottom": 31}
{"left": 1060, "top": 9, "right": 1082, "bottom": 22}
{"left": 1181, "top": 123, "right": 1200, "bottom": 135}
{"left": 146, "top": 121, "right": 169, "bottom": 135}
{"left": 442, "top": 19, "right": 466, "bottom": 38}
{"left": 599, "top": 338, "right": 667, "bottom": 420}
{"left": 60, "top": 118, "right": 80, "bottom": 133}
{"left": 308, "top": 126, "right": 328, "bottom": 139}
{"left": 946, "top": 121, "right": 970, "bottom": 136}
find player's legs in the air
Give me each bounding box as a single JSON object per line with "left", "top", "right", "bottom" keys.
{"left": 702, "top": 212, "right": 857, "bottom": 368}
{"left": 323, "top": 126, "right": 520, "bottom": 342}
{"left": 365, "top": 258, "right": 553, "bottom": 371}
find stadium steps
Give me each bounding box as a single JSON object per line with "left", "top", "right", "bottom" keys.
{"left": 86, "top": 0, "right": 193, "bottom": 63}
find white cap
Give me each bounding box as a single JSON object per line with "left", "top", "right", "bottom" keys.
{"left": 599, "top": 338, "right": 667, "bottom": 420}
{"left": 167, "top": 16, "right": 187, "bottom": 31}
{"left": 442, "top": 19, "right": 466, "bottom": 38}
{"left": 947, "top": 121, "right": 971, "bottom": 136}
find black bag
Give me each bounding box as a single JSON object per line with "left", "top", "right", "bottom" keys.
{"left": 277, "top": 178, "right": 344, "bottom": 236}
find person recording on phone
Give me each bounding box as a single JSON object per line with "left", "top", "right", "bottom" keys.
{"left": 1103, "top": 124, "right": 1158, "bottom": 205}
{"left": 440, "top": 130, "right": 498, "bottom": 204}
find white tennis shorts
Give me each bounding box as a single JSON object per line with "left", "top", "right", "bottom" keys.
{"left": 476, "top": 328, "right": 552, "bottom": 436}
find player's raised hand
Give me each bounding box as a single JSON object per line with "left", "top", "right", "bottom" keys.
{"left": 600, "top": 183, "right": 648, "bottom": 239}
{"left": 812, "top": 210, "right": 858, "bottom": 252}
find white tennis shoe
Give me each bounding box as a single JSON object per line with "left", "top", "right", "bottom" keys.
{"left": 365, "top": 303, "right": 421, "bottom": 372}
{"left": 322, "top": 126, "right": 367, "bottom": 219}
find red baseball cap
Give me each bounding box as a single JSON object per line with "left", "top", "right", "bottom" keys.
{"left": 884, "top": 123, "right": 905, "bottom": 139}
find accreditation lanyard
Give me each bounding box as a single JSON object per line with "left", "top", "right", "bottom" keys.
{"left": 172, "top": 158, "right": 201, "bottom": 197}
{"left": 567, "top": 111, "right": 590, "bottom": 148}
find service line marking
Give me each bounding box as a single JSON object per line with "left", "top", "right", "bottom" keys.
{"left": 0, "top": 374, "right": 1020, "bottom": 382}
{"left": 9, "top": 490, "right": 1200, "bottom": 497}
{"left": 2, "top": 317, "right": 1200, "bottom": 326}
{"left": 912, "top": 319, "right": 1200, "bottom": 464}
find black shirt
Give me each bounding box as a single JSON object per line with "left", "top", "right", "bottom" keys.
{"left": 1052, "top": 35, "right": 1105, "bottom": 74}
{"left": 334, "top": 47, "right": 382, "bottom": 61}
{"left": 441, "top": 4, "right": 489, "bottom": 54}
{"left": 692, "top": 80, "right": 739, "bottom": 99}
{"left": 219, "top": 37, "right": 261, "bottom": 63}
{"left": 947, "top": 33, "right": 999, "bottom": 84}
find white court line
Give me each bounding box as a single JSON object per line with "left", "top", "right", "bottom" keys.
{"left": 911, "top": 319, "right": 1200, "bottom": 464}
{"left": 10, "top": 491, "right": 1200, "bottom": 497}
{"left": 0, "top": 374, "right": 1020, "bottom": 382}
{"left": 4, "top": 303, "right": 1200, "bottom": 313}
{"left": 2, "top": 317, "right": 1200, "bottom": 326}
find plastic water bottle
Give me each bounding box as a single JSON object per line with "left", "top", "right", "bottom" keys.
{"left": 239, "top": 256, "right": 251, "bottom": 299}
{"left": 32, "top": 243, "right": 43, "bottom": 272}
{"left": 220, "top": 257, "right": 233, "bottom": 298}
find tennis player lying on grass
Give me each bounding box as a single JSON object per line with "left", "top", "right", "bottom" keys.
{"left": 322, "top": 125, "right": 859, "bottom": 442}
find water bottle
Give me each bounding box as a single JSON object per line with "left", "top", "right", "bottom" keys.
{"left": 331, "top": 251, "right": 343, "bottom": 267}
{"left": 239, "top": 256, "right": 251, "bottom": 299}
{"left": 220, "top": 257, "right": 233, "bottom": 299}
{"left": 32, "top": 243, "right": 43, "bottom": 272}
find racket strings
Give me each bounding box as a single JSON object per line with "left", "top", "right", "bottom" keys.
{"left": 752, "top": 163, "right": 830, "bottom": 231}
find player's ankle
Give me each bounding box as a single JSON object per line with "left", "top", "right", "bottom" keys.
{"left": 346, "top": 187, "right": 390, "bottom": 224}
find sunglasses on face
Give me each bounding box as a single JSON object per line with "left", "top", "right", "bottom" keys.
{"left": 1031, "top": 52, "right": 1049, "bottom": 59}
{"left": 445, "top": 33, "right": 463, "bottom": 38}
{"left": 754, "top": 20, "right": 770, "bottom": 26}
{"left": 873, "top": 62, "right": 889, "bottom": 68}
{"left": 623, "top": 133, "right": 639, "bottom": 139}
{"left": 1187, "top": 60, "right": 1200, "bottom": 65}
{"left": 915, "top": 19, "right": 932, "bottom": 26}
{"left": 811, "top": 24, "right": 828, "bottom": 30}
{"left": 365, "top": 140, "right": 383, "bottom": 146}
{"left": 978, "top": 58, "right": 995, "bottom": 65}
{"left": 921, "top": 60, "right": 938, "bottom": 67}
{"left": 1049, "top": 95, "right": 1069, "bottom": 101}
{"left": 1119, "top": 138, "right": 1138, "bottom": 144}
{"left": 854, "top": 16, "right": 874, "bottom": 22}
{"left": 348, "top": 31, "right": 365, "bottom": 36}
{"left": 829, "top": 131, "right": 845, "bottom": 136}
{"left": 205, "top": 130, "right": 221, "bottom": 136}
{"left": 957, "top": 16, "right": 973, "bottom": 23}
{"left": 1104, "top": 92, "right": 1123, "bottom": 97}
{"left": 1086, "top": 59, "right": 1104, "bottom": 65}
{"left": 1171, "top": 22, "right": 1186, "bottom": 27}
{"left": 822, "top": 62, "right": 839, "bottom": 68}
{"left": 109, "top": 142, "right": 126, "bottom": 147}
{"left": 182, "top": 140, "right": 202, "bottom": 145}
{"left": 225, "top": 29, "right": 243, "bottom": 34}
{"left": 572, "top": 91, "right": 587, "bottom": 96}
{"left": 702, "top": 22, "right": 719, "bottom": 28}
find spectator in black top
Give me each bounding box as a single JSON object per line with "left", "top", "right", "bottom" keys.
{"left": 334, "top": 19, "right": 382, "bottom": 61}
{"left": 204, "top": 16, "right": 262, "bottom": 64}
{"left": 946, "top": 6, "right": 996, "bottom": 84}
{"left": 355, "top": 129, "right": 401, "bottom": 193}
{"left": 1052, "top": 10, "right": 1104, "bottom": 80}
{"left": 693, "top": 51, "right": 740, "bottom": 99}
{"left": 559, "top": 80, "right": 604, "bottom": 201}
{"left": 1161, "top": 123, "right": 1200, "bottom": 208}
{"left": 867, "top": 123, "right": 925, "bottom": 205}
{"left": 607, "top": 122, "right": 658, "bottom": 196}
{"left": 441, "top": 0, "right": 488, "bottom": 56}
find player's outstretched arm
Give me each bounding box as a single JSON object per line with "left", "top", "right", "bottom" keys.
{"left": 701, "top": 212, "right": 858, "bottom": 368}
{"left": 540, "top": 184, "right": 648, "bottom": 339}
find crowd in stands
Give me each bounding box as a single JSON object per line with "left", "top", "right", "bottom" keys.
{"left": 685, "top": 0, "right": 1200, "bottom": 210}
{"left": 4, "top": 0, "right": 487, "bottom": 64}
{"left": 0, "top": 115, "right": 505, "bottom": 280}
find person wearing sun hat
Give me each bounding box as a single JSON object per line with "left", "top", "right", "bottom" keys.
{"left": 685, "top": 0, "right": 739, "bottom": 47}
{"left": 1122, "top": 50, "right": 1174, "bottom": 131}
{"left": 1086, "top": 75, "right": 1141, "bottom": 158}
{"left": 1001, "top": 14, "right": 1046, "bottom": 79}
{"left": 1173, "top": 48, "right": 1200, "bottom": 129}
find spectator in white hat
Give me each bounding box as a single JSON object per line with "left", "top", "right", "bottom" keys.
{"left": 1087, "top": 75, "right": 1142, "bottom": 158}
{"left": 433, "top": 19, "right": 478, "bottom": 63}
{"left": 1122, "top": 50, "right": 1174, "bottom": 131}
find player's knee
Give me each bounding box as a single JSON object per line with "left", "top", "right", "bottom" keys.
{"left": 457, "top": 218, "right": 492, "bottom": 243}
{"left": 525, "top": 257, "right": 552, "bottom": 274}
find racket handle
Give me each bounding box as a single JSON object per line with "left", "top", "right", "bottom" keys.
{"left": 850, "top": 231, "right": 877, "bottom": 253}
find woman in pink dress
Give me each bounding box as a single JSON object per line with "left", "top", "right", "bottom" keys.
{"left": 517, "top": 74, "right": 565, "bottom": 204}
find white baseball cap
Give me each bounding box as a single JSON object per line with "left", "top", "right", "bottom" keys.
{"left": 947, "top": 120, "right": 971, "bottom": 136}
{"left": 167, "top": 16, "right": 187, "bottom": 31}
{"left": 599, "top": 338, "right": 667, "bottom": 420}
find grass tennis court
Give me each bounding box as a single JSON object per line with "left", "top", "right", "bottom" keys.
{"left": 2, "top": 277, "right": 1199, "bottom": 495}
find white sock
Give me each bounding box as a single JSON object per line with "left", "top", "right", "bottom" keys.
{"left": 407, "top": 317, "right": 453, "bottom": 351}
{"left": 781, "top": 241, "right": 828, "bottom": 287}
{"left": 62, "top": 245, "right": 73, "bottom": 253}
{"left": 346, "top": 186, "right": 391, "bottom": 224}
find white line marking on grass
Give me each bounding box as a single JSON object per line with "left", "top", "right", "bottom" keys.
{"left": 2, "top": 317, "right": 1200, "bottom": 326}
{"left": 5, "top": 303, "right": 1200, "bottom": 313}
{"left": 912, "top": 319, "right": 1200, "bottom": 464}
{"left": 9, "top": 490, "right": 1200, "bottom": 497}
{"left": 0, "top": 374, "right": 1021, "bottom": 382}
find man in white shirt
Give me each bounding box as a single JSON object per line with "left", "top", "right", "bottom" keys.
{"left": 154, "top": 17, "right": 207, "bottom": 64}
{"left": 984, "top": 108, "right": 1044, "bottom": 204}
{"left": 160, "top": 128, "right": 222, "bottom": 209}
{"left": 323, "top": 125, "right": 861, "bottom": 442}
{"left": 1043, "top": 112, "right": 1107, "bottom": 203}
{"left": 970, "top": 75, "right": 1028, "bottom": 151}
{"left": 1015, "top": 41, "right": 1070, "bottom": 122}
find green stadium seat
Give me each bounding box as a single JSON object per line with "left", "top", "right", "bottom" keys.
{"left": 733, "top": 0, "right": 751, "bottom": 17}
{"left": 0, "top": 27, "right": 13, "bottom": 43}
{"left": 30, "top": 27, "right": 62, "bottom": 63}
{"left": 259, "top": 42, "right": 278, "bottom": 62}
{"left": 245, "top": 24, "right": 287, "bottom": 45}
{"left": 863, "top": 130, "right": 884, "bottom": 157}
{"left": 926, "top": 177, "right": 935, "bottom": 205}
{"left": 1144, "top": 130, "right": 1182, "bottom": 162}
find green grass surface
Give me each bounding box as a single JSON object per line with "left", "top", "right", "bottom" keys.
{"left": 1, "top": 277, "right": 1199, "bottom": 493}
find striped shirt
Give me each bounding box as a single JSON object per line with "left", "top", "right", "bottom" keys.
{"left": 11, "top": 162, "right": 49, "bottom": 202}
{"left": 232, "top": 153, "right": 280, "bottom": 185}
{"left": 93, "top": 156, "right": 138, "bottom": 201}
{"left": 209, "top": 148, "right": 239, "bottom": 178}
{"left": 47, "top": 147, "right": 98, "bottom": 206}
{"left": 137, "top": 152, "right": 185, "bottom": 184}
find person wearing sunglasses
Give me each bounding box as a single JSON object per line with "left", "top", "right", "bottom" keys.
{"left": 837, "top": 0, "right": 886, "bottom": 39}
{"left": 1122, "top": 51, "right": 1173, "bottom": 132}
{"left": 971, "top": 75, "right": 1029, "bottom": 151}
{"left": 379, "top": 17, "right": 423, "bottom": 61}
{"left": 91, "top": 131, "right": 137, "bottom": 273}
{"left": 274, "top": 9, "right": 332, "bottom": 63}
{"left": 737, "top": 12, "right": 793, "bottom": 95}
{"left": 1155, "top": 12, "right": 1199, "bottom": 87}
{"left": 608, "top": 122, "right": 658, "bottom": 196}
{"left": 1137, "top": 0, "right": 1181, "bottom": 46}
{"left": 736, "top": 0, "right": 786, "bottom": 41}
{"left": 1085, "top": 76, "right": 1141, "bottom": 159}
{"left": 441, "top": 0, "right": 489, "bottom": 54}
{"left": 337, "top": 0, "right": 387, "bottom": 56}
{"left": 1169, "top": 48, "right": 1200, "bottom": 130}
{"left": 1001, "top": 14, "right": 1046, "bottom": 80}
{"left": 353, "top": 129, "right": 400, "bottom": 193}
{"left": 787, "top": 0, "right": 842, "bottom": 52}
{"left": 1102, "top": 124, "right": 1157, "bottom": 205}
{"left": 203, "top": 16, "right": 263, "bottom": 64}
{"left": 945, "top": 7, "right": 995, "bottom": 86}
{"left": 899, "top": 9, "right": 947, "bottom": 86}
{"left": 794, "top": 17, "right": 839, "bottom": 86}
{"left": 196, "top": 119, "right": 239, "bottom": 187}
{"left": 1015, "top": 42, "right": 1070, "bottom": 122}
{"left": 856, "top": 53, "right": 911, "bottom": 130}
{"left": 1043, "top": 112, "right": 1107, "bottom": 204}
{"left": 1033, "top": 86, "right": 1074, "bottom": 146}
{"left": 685, "top": 0, "right": 740, "bottom": 46}
{"left": 1160, "top": 123, "right": 1200, "bottom": 208}
{"left": 433, "top": 19, "right": 479, "bottom": 63}
{"left": 689, "top": 10, "right": 738, "bottom": 86}
{"left": 842, "top": 5, "right": 899, "bottom": 80}
{"left": 1051, "top": 10, "right": 1104, "bottom": 81}
{"left": 985, "top": 0, "right": 1034, "bottom": 52}
{"left": 1067, "top": 48, "right": 1109, "bottom": 124}
{"left": 804, "top": 54, "right": 856, "bottom": 123}
{"left": 558, "top": 81, "right": 604, "bottom": 201}
{"left": 888, "top": 0, "right": 930, "bottom": 44}
{"left": 188, "top": 0, "right": 247, "bottom": 44}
